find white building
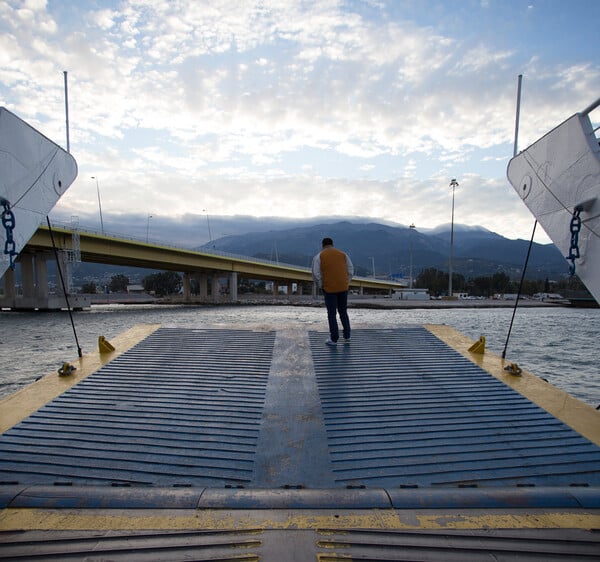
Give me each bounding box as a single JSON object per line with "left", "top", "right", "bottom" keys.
{"left": 393, "top": 288, "right": 430, "bottom": 300}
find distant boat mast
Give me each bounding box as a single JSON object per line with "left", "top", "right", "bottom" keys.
{"left": 513, "top": 74, "right": 522, "bottom": 157}
{"left": 63, "top": 70, "right": 70, "bottom": 153}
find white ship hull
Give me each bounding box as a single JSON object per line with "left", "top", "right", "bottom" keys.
{"left": 0, "top": 107, "right": 77, "bottom": 279}
{"left": 507, "top": 99, "right": 600, "bottom": 304}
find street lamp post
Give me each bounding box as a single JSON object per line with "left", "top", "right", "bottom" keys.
{"left": 409, "top": 223, "right": 415, "bottom": 289}
{"left": 448, "top": 178, "right": 459, "bottom": 298}
{"left": 369, "top": 256, "right": 375, "bottom": 278}
{"left": 202, "top": 209, "right": 212, "bottom": 242}
{"left": 90, "top": 176, "right": 104, "bottom": 234}
{"left": 146, "top": 214, "right": 152, "bottom": 242}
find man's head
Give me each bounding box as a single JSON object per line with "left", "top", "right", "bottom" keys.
{"left": 322, "top": 237, "right": 333, "bottom": 248}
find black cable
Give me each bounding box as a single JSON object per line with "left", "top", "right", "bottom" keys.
{"left": 502, "top": 220, "right": 537, "bottom": 359}
{"left": 46, "top": 216, "right": 83, "bottom": 357}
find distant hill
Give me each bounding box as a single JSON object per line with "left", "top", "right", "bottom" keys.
{"left": 51, "top": 219, "right": 570, "bottom": 286}
{"left": 201, "top": 221, "right": 569, "bottom": 281}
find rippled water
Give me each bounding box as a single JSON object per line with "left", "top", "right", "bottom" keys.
{"left": 0, "top": 304, "right": 598, "bottom": 407}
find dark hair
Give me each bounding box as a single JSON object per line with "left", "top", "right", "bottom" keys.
{"left": 322, "top": 237, "right": 333, "bottom": 247}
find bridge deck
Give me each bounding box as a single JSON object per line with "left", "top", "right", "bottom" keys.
{"left": 1, "top": 325, "right": 599, "bottom": 560}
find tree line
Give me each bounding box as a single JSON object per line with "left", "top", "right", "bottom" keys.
{"left": 414, "top": 267, "right": 586, "bottom": 297}
{"left": 80, "top": 268, "right": 588, "bottom": 299}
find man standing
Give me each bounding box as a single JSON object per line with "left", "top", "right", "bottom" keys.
{"left": 312, "top": 237, "right": 354, "bottom": 346}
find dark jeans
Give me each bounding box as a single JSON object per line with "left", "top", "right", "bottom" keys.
{"left": 323, "top": 290, "right": 351, "bottom": 342}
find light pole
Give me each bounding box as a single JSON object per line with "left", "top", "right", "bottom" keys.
{"left": 369, "top": 256, "right": 375, "bottom": 278}
{"left": 90, "top": 176, "right": 104, "bottom": 234}
{"left": 409, "top": 223, "right": 415, "bottom": 288}
{"left": 448, "top": 178, "right": 459, "bottom": 298}
{"left": 202, "top": 209, "right": 212, "bottom": 242}
{"left": 146, "top": 214, "right": 152, "bottom": 242}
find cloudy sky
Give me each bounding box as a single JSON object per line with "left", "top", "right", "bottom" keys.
{"left": 1, "top": 0, "right": 599, "bottom": 246}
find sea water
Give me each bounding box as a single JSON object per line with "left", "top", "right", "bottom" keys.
{"left": 0, "top": 304, "right": 598, "bottom": 408}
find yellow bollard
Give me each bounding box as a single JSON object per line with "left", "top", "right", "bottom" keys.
{"left": 468, "top": 335, "right": 486, "bottom": 354}
{"left": 98, "top": 335, "right": 116, "bottom": 353}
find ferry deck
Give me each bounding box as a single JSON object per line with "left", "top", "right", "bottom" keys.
{"left": 1, "top": 323, "right": 599, "bottom": 560}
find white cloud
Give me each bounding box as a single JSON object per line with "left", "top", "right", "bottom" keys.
{"left": 455, "top": 44, "right": 514, "bottom": 73}
{"left": 2, "top": 0, "right": 599, "bottom": 248}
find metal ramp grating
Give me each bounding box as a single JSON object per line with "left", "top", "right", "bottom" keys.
{"left": 1, "top": 326, "right": 600, "bottom": 491}
{"left": 314, "top": 528, "right": 600, "bottom": 561}
{"left": 0, "top": 328, "right": 275, "bottom": 486}
{"left": 1, "top": 527, "right": 598, "bottom": 561}
{"left": 0, "top": 529, "right": 264, "bottom": 561}
{"left": 309, "top": 326, "right": 600, "bottom": 488}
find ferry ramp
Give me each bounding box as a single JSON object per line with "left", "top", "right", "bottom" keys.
{"left": 0, "top": 324, "right": 599, "bottom": 560}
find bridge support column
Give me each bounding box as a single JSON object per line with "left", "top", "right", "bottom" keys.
{"left": 57, "top": 251, "right": 72, "bottom": 296}
{"left": 296, "top": 283, "right": 303, "bottom": 296}
{"left": 34, "top": 254, "right": 48, "bottom": 302}
{"left": 198, "top": 274, "right": 208, "bottom": 300}
{"left": 272, "top": 282, "right": 279, "bottom": 296}
{"left": 312, "top": 282, "right": 317, "bottom": 297}
{"left": 20, "top": 255, "right": 35, "bottom": 306}
{"left": 182, "top": 273, "right": 191, "bottom": 302}
{"left": 1, "top": 251, "right": 90, "bottom": 310}
{"left": 229, "top": 272, "right": 238, "bottom": 302}
{"left": 211, "top": 275, "right": 221, "bottom": 303}
{"left": 1, "top": 267, "right": 16, "bottom": 307}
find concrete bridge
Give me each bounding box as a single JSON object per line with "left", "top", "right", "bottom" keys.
{"left": 1, "top": 225, "right": 404, "bottom": 310}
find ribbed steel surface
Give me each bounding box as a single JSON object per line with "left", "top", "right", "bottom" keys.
{"left": 309, "top": 327, "right": 600, "bottom": 487}
{"left": 0, "top": 529, "right": 264, "bottom": 561}
{"left": 1, "top": 527, "right": 598, "bottom": 561}
{"left": 2, "top": 326, "right": 600, "bottom": 560}
{"left": 314, "top": 528, "right": 600, "bottom": 561}
{"left": 1, "top": 326, "right": 599, "bottom": 491}
{"left": 0, "top": 328, "right": 274, "bottom": 486}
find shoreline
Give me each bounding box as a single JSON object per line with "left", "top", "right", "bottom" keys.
{"left": 3, "top": 292, "right": 581, "bottom": 312}
{"left": 148, "top": 294, "right": 571, "bottom": 310}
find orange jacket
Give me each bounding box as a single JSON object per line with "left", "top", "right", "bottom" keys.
{"left": 312, "top": 247, "right": 354, "bottom": 292}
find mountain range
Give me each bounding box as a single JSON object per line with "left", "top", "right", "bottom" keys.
{"left": 56, "top": 218, "right": 570, "bottom": 285}
{"left": 200, "top": 221, "right": 569, "bottom": 281}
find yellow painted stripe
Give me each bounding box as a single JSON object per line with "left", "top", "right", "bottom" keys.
{"left": 1, "top": 508, "right": 598, "bottom": 531}
{"left": 425, "top": 324, "right": 600, "bottom": 447}
{"left": 0, "top": 323, "right": 160, "bottom": 433}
